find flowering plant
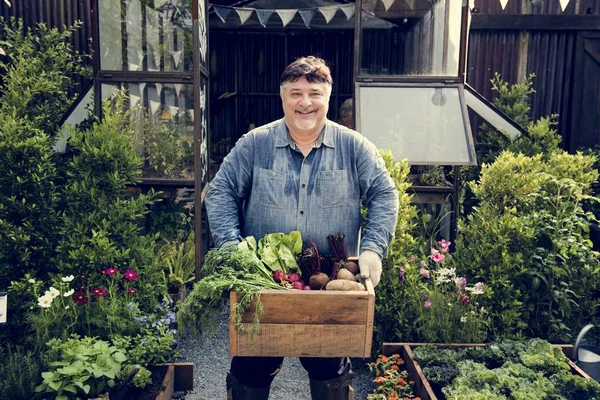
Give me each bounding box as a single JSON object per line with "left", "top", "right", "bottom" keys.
{"left": 367, "top": 353, "right": 421, "bottom": 400}
{"left": 12, "top": 266, "right": 149, "bottom": 347}
{"left": 401, "top": 240, "right": 488, "bottom": 343}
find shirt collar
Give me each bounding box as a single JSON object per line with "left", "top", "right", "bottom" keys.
{"left": 273, "top": 119, "right": 335, "bottom": 149}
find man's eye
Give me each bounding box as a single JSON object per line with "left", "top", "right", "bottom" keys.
{"left": 310, "top": 93, "right": 322, "bottom": 97}
{"left": 291, "top": 93, "right": 300, "bottom": 97}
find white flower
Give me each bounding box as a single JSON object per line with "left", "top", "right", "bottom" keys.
{"left": 28, "top": 278, "right": 36, "bottom": 284}
{"left": 63, "top": 289, "right": 74, "bottom": 297}
{"left": 61, "top": 275, "right": 75, "bottom": 282}
{"left": 38, "top": 295, "right": 53, "bottom": 308}
{"left": 480, "top": 307, "right": 488, "bottom": 314}
{"left": 64, "top": 305, "right": 70, "bottom": 310}
{"left": 460, "top": 316, "right": 467, "bottom": 323}
{"left": 46, "top": 287, "right": 60, "bottom": 299}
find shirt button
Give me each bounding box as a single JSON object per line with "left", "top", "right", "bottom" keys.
{"left": 302, "top": 183, "right": 306, "bottom": 188}
{"left": 303, "top": 159, "right": 308, "bottom": 163}
{"left": 300, "top": 211, "right": 304, "bottom": 215}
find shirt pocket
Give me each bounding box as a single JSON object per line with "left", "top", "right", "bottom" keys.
{"left": 258, "top": 168, "right": 289, "bottom": 209}
{"left": 316, "top": 170, "right": 348, "bottom": 208}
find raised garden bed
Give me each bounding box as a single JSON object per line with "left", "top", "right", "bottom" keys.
{"left": 381, "top": 343, "right": 597, "bottom": 400}
{"left": 229, "top": 273, "right": 375, "bottom": 357}
{"left": 124, "top": 362, "right": 194, "bottom": 400}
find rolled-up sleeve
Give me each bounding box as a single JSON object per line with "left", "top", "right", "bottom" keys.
{"left": 356, "top": 139, "right": 399, "bottom": 259}
{"left": 205, "top": 134, "right": 254, "bottom": 248}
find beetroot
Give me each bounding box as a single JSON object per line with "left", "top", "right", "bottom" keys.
{"left": 292, "top": 281, "right": 303, "bottom": 290}
{"left": 288, "top": 272, "right": 301, "bottom": 283}
{"left": 303, "top": 285, "right": 312, "bottom": 290}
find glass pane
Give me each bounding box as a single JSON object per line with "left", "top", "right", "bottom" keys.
{"left": 98, "top": 0, "right": 193, "bottom": 72}
{"left": 357, "top": 85, "right": 475, "bottom": 165}
{"left": 198, "top": 0, "right": 208, "bottom": 70}
{"left": 101, "top": 83, "right": 195, "bottom": 179}
{"left": 359, "top": 0, "right": 461, "bottom": 76}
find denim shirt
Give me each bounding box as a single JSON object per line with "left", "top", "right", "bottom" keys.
{"left": 205, "top": 119, "right": 399, "bottom": 258}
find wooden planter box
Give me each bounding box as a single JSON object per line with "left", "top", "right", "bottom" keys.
{"left": 154, "top": 362, "right": 194, "bottom": 400}
{"left": 229, "top": 274, "right": 375, "bottom": 358}
{"left": 381, "top": 343, "right": 594, "bottom": 400}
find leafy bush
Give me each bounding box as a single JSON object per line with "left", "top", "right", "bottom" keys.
{"left": 0, "top": 345, "right": 44, "bottom": 400}
{"left": 455, "top": 151, "right": 600, "bottom": 341}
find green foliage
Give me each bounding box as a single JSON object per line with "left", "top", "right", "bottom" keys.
{"left": 159, "top": 231, "right": 196, "bottom": 297}
{"left": 36, "top": 335, "right": 127, "bottom": 399}
{"left": 371, "top": 151, "right": 418, "bottom": 352}
{"left": 455, "top": 151, "right": 600, "bottom": 341}
{"left": 112, "top": 326, "right": 177, "bottom": 367}
{"left": 0, "top": 345, "right": 44, "bottom": 400}
{"left": 145, "top": 194, "right": 194, "bottom": 242}
{"left": 0, "top": 17, "right": 90, "bottom": 134}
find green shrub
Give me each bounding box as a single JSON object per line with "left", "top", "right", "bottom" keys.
{"left": 455, "top": 151, "right": 600, "bottom": 341}
{"left": 0, "top": 345, "right": 44, "bottom": 400}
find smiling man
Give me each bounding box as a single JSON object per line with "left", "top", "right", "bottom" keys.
{"left": 205, "top": 56, "right": 399, "bottom": 400}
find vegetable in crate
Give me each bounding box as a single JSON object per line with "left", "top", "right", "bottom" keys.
{"left": 177, "top": 240, "right": 287, "bottom": 340}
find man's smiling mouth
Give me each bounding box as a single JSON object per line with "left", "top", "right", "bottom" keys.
{"left": 296, "top": 110, "right": 315, "bottom": 115}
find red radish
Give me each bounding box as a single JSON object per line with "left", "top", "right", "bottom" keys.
{"left": 273, "top": 270, "right": 287, "bottom": 283}
{"left": 303, "top": 285, "right": 312, "bottom": 290}
{"left": 288, "top": 272, "right": 301, "bottom": 283}
{"left": 292, "top": 281, "right": 303, "bottom": 290}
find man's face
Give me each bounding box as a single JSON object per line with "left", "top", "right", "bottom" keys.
{"left": 280, "top": 76, "right": 330, "bottom": 136}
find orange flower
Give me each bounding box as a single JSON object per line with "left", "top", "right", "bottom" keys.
{"left": 397, "top": 358, "right": 405, "bottom": 365}
{"left": 381, "top": 356, "right": 389, "bottom": 363}
{"left": 409, "top": 380, "right": 415, "bottom": 385}
{"left": 391, "top": 354, "right": 400, "bottom": 360}
{"left": 375, "top": 377, "right": 385, "bottom": 385}
{"left": 390, "top": 364, "right": 399, "bottom": 371}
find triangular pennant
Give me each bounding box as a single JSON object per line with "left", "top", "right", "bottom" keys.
{"left": 155, "top": 83, "right": 163, "bottom": 96}
{"left": 140, "top": 83, "right": 147, "bottom": 93}
{"left": 169, "top": 105, "right": 179, "bottom": 117}
{"left": 381, "top": 0, "right": 395, "bottom": 11}
{"left": 213, "top": 5, "right": 232, "bottom": 23}
{"left": 128, "top": 63, "right": 140, "bottom": 71}
{"left": 172, "top": 50, "right": 183, "bottom": 68}
{"left": 299, "top": 9, "right": 316, "bottom": 29}
{"left": 256, "top": 9, "right": 274, "bottom": 27}
{"left": 200, "top": 87, "right": 206, "bottom": 110}
{"left": 499, "top": 0, "right": 508, "bottom": 10}
{"left": 187, "top": 109, "right": 194, "bottom": 122}
{"left": 559, "top": 0, "right": 570, "bottom": 11}
{"left": 235, "top": 7, "right": 253, "bottom": 25}
{"left": 319, "top": 6, "right": 338, "bottom": 24}
{"left": 276, "top": 9, "right": 297, "bottom": 27}
{"left": 340, "top": 3, "right": 355, "bottom": 20}
{"left": 174, "top": 83, "right": 182, "bottom": 97}
{"left": 149, "top": 100, "right": 161, "bottom": 115}
{"left": 129, "top": 94, "right": 141, "bottom": 108}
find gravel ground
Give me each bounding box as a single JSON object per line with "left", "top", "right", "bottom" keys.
{"left": 176, "top": 300, "right": 376, "bottom": 399}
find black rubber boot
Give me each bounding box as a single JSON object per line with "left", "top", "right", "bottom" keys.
{"left": 226, "top": 372, "right": 271, "bottom": 400}
{"left": 308, "top": 371, "right": 354, "bottom": 400}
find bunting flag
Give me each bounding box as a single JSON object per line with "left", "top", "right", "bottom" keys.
{"left": 235, "top": 7, "right": 253, "bottom": 25}
{"left": 169, "top": 105, "right": 180, "bottom": 117}
{"left": 319, "top": 6, "right": 338, "bottom": 24}
{"left": 381, "top": 0, "right": 395, "bottom": 11}
{"left": 340, "top": 3, "right": 355, "bottom": 20}
{"left": 188, "top": 109, "right": 194, "bottom": 122}
{"left": 172, "top": 50, "right": 183, "bottom": 68}
{"left": 174, "top": 83, "right": 182, "bottom": 97}
{"left": 129, "top": 94, "right": 141, "bottom": 108}
{"left": 128, "top": 63, "right": 140, "bottom": 71}
{"left": 140, "top": 83, "right": 147, "bottom": 93}
{"left": 149, "top": 99, "right": 161, "bottom": 115}
{"left": 499, "top": 0, "right": 508, "bottom": 9}
{"left": 299, "top": 9, "right": 316, "bottom": 29}
{"left": 559, "top": 0, "right": 570, "bottom": 11}
{"left": 276, "top": 9, "right": 297, "bottom": 27}
{"left": 213, "top": 5, "right": 232, "bottom": 23}
{"left": 256, "top": 9, "right": 274, "bottom": 27}
{"left": 155, "top": 83, "right": 163, "bottom": 96}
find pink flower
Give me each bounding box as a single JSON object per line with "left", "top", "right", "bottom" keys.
{"left": 460, "top": 295, "right": 470, "bottom": 304}
{"left": 124, "top": 269, "right": 138, "bottom": 281}
{"left": 420, "top": 268, "right": 430, "bottom": 279}
{"left": 91, "top": 287, "right": 107, "bottom": 298}
{"left": 439, "top": 239, "right": 451, "bottom": 249}
{"left": 424, "top": 300, "right": 432, "bottom": 309}
{"left": 407, "top": 255, "right": 417, "bottom": 263}
{"left": 104, "top": 267, "right": 118, "bottom": 276}
{"left": 72, "top": 291, "right": 88, "bottom": 306}
{"left": 430, "top": 248, "right": 440, "bottom": 256}
{"left": 475, "top": 282, "right": 484, "bottom": 291}
{"left": 431, "top": 253, "right": 446, "bottom": 263}
{"left": 456, "top": 277, "right": 467, "bottom": 290}
{"left": 420, "top": 260, "right": 427, "bottom": 268}
{"left": 126, "top": 288, "right": 138, "bottom": 294}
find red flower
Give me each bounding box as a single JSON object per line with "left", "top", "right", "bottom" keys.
{"left": 126, "top": 288, "right": 138, "bottom": 294}
{"left": 124, "top": 269, "right": 138, "bottom": 281}
{"left": 104, "top": 267, "right": 118, "bottom": 276}
{"left": 91, "top": 287, "right": 107, "bottom": 298}
{"left": 72, "top": 291, "right": 88, "bottom": 306}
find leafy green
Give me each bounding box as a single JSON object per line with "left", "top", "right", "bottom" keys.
{"left": 257, "top": 231, "right": 302, "bottom": 274}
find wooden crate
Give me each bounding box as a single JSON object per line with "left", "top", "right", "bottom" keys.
{"left": 381, "top": 343, "right": 595, "bottom": 400}
{"left": 229, "top": 276, "right": 375, "bottom": 358}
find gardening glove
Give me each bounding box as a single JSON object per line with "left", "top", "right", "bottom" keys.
{"left": 358, "top": 250, "right": 382, "bottom": 288}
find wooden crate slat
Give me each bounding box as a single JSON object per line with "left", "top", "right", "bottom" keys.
{"left": 232, "top": 323, "right": 368, "bottom": 357}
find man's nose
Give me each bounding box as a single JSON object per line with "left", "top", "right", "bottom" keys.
{"left": 299, "top": 95, "right": 311, "bottom": 107}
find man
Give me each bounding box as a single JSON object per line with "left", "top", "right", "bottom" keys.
{"left": 337, "top": 98, "right": 353, "bottom": 129}
{"left": 206, "top": 56, "right": 399, "bottom": 399}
